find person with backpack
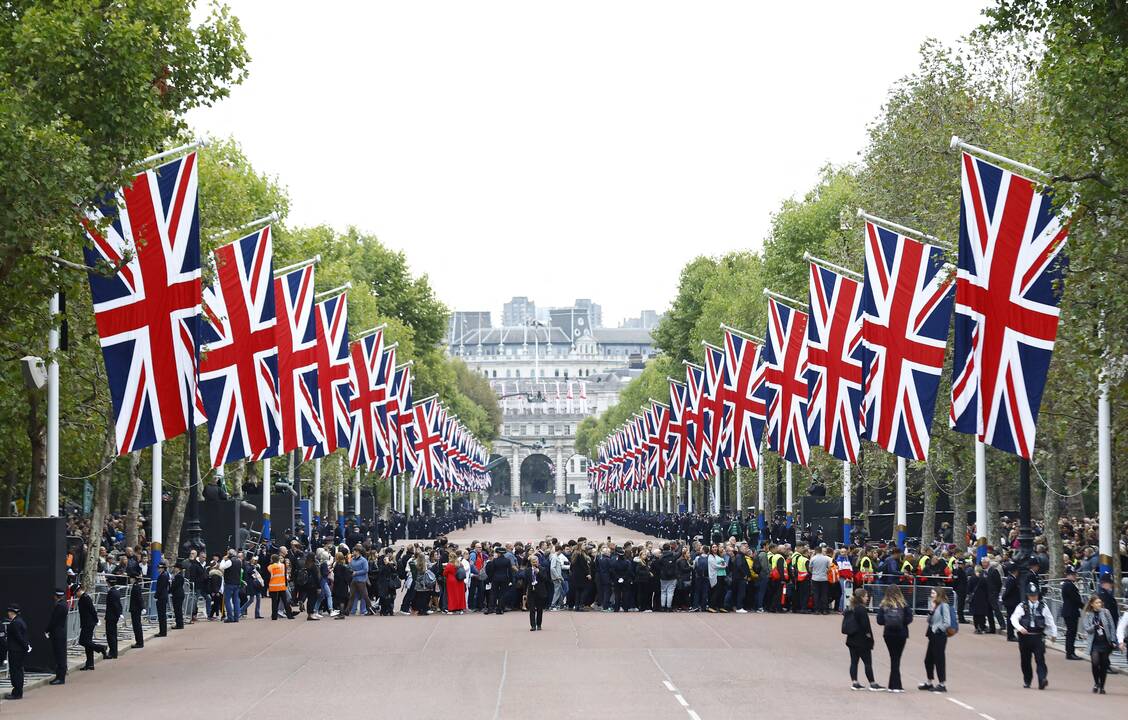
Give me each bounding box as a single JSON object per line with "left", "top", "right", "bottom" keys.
{"left": 444, "top": 551, "right": 468, "bottom": 615}
{"left": 1082, "top": 595, "right": 1116, "bottom": 694}
{"left": 842, "top": 588, "right": 882, "bottom": 691}
{"left": 299, "top": 554, "right": 322, "bottom": 620}
{"left": 346, "top": 545, "right": 371, "bottom": 617}
{"left": 374, "top": 549, "right": 400, "bottom": 615}
{"left": 411, "top": 552, "right": 436, "bottom": 616}
{"left": 875, "top": 584, "right": 913, "bottom": 692}
{"left": 658, "top": 543, "right": 678, "bottom": 611}
{"left": 918, "top": 588, "right": 952, "bottom": 693}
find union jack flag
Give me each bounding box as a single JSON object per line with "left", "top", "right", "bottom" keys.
{"left": 861, "top": 221, "right": 953, "bottom": 460}
{"left": 722, "top": 329, "right": 766, "bottom": 469}
{"left": 304, "top": 292, "right": 351, "bottom": 461}
{"left": 702, "top": 343, "right": 732, "bottom": 469}
{"left": 684, "top": 363, "right": 714, "bottom": 479}
{"left": 347, "top": 330, "right": 384, "bottom": 470}
{"left": 646, "top": 402, "right": 671, "bottom": 486}
{"left": 83, "top": 152, "right": 202, "bottom": 455}
{"left": 390, "top": 363, "right": 417, "bottom": 476}
{"left": 762, "top": 298, "right": 810, "bottom": 465}
{"left": 806, "top": 263, "right": 864, "bottom": 463}
{"left": 950, "top": 152, "right": 1068, "bottom": 458}
{"left": 199, "top": 227, "right": 280, "bottom": 467}
{"left": 274, "top": 265, "right": 323, "bottom": 454}
{"left": 666, "top": 379, "right": 695, "bottom": 480}
{"left": 370, "top": 344, "right": 398, "bottom": 474}
{"left": 411, "top": 397, "right": 444, "bottom": 489}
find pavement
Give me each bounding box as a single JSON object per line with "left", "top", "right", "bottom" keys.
{"left": 1, "top": 512, "right": 1121, "bottom": 720}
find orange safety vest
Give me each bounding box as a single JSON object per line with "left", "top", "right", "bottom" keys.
{"left": 267, "top": 562, "right": 287, "bottom": 592}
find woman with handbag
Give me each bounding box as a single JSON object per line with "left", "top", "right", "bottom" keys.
{"left": 842, "top": 588, "right": 881, "bottom": 691}
{"left": 444, "top": 551, "right": 468, "bottom": 615}
{"left": 918, "top": 588, "right": 952, "bottom": 692}
{"left": 1082, "top": 595, "right": 1117, "bottom": 694}
{"left": 523, "top": 555, "right": 552, "bottom": 631}
{"left": 375, "top": 551, "right": 400, "bottom": 616}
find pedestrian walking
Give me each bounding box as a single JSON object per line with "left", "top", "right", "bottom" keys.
{"left": 75, "top": 583, "right": 108, "bottom": 670}
{"left": 1010, "top": 581, "right": 1057, "bottom": 689}
{"left": 842, "top": 588, "right": 881, "bottom": 691}
{"left": 46, "top": 588, "right": 67, "bottom": 685}
{"left": 918, "top": 588, "right": 951, "bottom": 693}
{"left": 523, "top": 555, "right": 551, "bottom": 631}
{"left": 876, "top": 584, "right": 912, "bottom": 693}
{"left": 1082, "top": 595, "right": 1116, "bottom": 694}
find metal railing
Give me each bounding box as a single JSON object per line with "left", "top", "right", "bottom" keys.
{"left": 862, "top": 582, "right": 959, "bottom": 616}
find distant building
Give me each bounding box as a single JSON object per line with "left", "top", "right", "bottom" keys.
{"left": 620, "top": 310, "right": 661, "bottom": 330}
{"left": 449, "top": 311, "right": 492, "bottom": 339}
{"left": 502, "top": 296, "right": 537, "bottom": 326}
{"left": 573, "top": 298, "right": 603, "bottom": 328}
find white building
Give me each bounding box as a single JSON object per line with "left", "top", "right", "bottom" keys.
{"left": 447, "top": 323, "right": 653, "bottom": 506}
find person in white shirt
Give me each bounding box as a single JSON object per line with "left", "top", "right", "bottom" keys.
{"left": 1117, "top": 608, "right": 1128, "bottom": 651}
{"left": 1010, "top": 582, "right": 1057, "bottom": 690}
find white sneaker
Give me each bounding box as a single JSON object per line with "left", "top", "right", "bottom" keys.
{"left": 735, "top": 608, "right": 748, "bottom": 614}
{"left": 312, "top": 613, "right": 323, "bottom": 620}
{"left": 330, "top": 610, "right": 340, "bottom": 617}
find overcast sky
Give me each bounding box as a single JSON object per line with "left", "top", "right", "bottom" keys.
{"left": 188, "top": 1, "right": 989, "bottom": 327}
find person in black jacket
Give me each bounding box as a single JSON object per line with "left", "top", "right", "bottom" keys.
{"left": 104, "top": 579, "right": 122, "bottom": 658}
{"left": 1060, "top": 566, "right": 1083, "bottom": 659}
{"left": 612, "top": 550, "right": 634, "bottom": 612}
{"left": 484, "top": 547, "right": 512, "bottom": 615}
{"left": 843, "top": 588, "right": 881, "bottom": 691}
{"left": 154, "top": 561, "right": 170, "bottom": 636}
{"left": 968, "top": 566, "right": 991, "bottom": 633}
{"left": 876, "top": 585, "right": 913, "bottom": 692}
{"left": 128, "top": 571, "right": 145, "bottom": 648}
{"left": 1096, "top": 573, "right": 1120, "bottom": 629}
{"left": 170, "top": 562, "right": 186, "bottom": 629}
{"left": 75, "top": 583, "right": 107, "bottom": 670}
{"left": 569, "top": 546, "right": 592, "bottom": 611}
{"left": 46, "top": 588, "right": 68, "bottom": 685}
{"left": 523, "top": 556, "right": 551, "bottom": 630}
{"left": 595, "top": 548, "right": 614, "bottom": 611}
{"left": 984, "top": 557, "right": 1004, "bottom": 634}
{"left": 4, "top": 603, "right": 28, "bottom": 699}
{"left": 1001, "top": 564, "right": 1022, "bottom": 641}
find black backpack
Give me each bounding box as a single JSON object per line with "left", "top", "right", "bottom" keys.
{"left": 841, "top": 609, "right": 859, "bottom": 635}
{"left": 295, "top": 567, "right": 311, "bottom": 588}
{"left": 883, "top": 606, "right": 904, "bottom": 631}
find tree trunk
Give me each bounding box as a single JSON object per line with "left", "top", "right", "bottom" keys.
{"left": 26, "top": 388, "right": 45, "bottom": 516}
{"left": 124, "top": 450, "right": 143, "bottom": 549}
{"left": 951, "top": 451, "right": 969, "bottom": 552}
{"left": 986, "top": 470, "right": 1000, "bottom": 552}
{"left": 164, "top": 438, "right": 189, "bottom": 563}
{"left": 0, "top": 468, "right": 15, "bottom": 517}
{"left": 1043, "top": 451, "right": 1064, "bottom": 579}
{"left": 83, "top": 422, "right": 117, "bottom": 589}
{"left": 921, "top": 468, "right": 937, "bottom": 545}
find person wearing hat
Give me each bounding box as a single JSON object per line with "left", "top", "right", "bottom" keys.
{"left": 4, "top": 603, "right": 28, "bottom": 699}
{"left": 1096, "top": 573, "right": 1120, "bottom": 630}
{"left": 170, "top": 561, "right": 186, "bottom": 629}
{"left": 484, "top": 546, "right": 512, "bottom": 615}
{"left": 1000, "top": 563, "right": 1022, "bottom": 641}
{"left": 104, "top": 575, "right": 122, "bottom": 658}
{"left": 1011, "top": 581, "right": 1057, "bottom": 689}
{"left": 1060, "top": 566, "right": 1083, "bottom": 660}
{"left": 75, "top": 583, "right": 107, "bottom": 670}
{"left": 128, "top": 569, "right": 145, "bottom": 648}
{"left": 46, "top": 588, "right": 68, "bottom": 685}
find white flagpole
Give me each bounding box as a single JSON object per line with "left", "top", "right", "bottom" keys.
{"left": 262, "top": 458, "right": 272, "bottom": 541}
{"left": 896, "top": 456, "right": 907, "bottom": 550}
{"left": 46, "top": 292, "right": 60, "bottom": 518}
{"left": 736, "top": 466, "right": 743, "bottom": 514}
{"left": 713, "top": 467, "right": 721, "bottom": 515}
{"left": 151, "top": 443, "right": 163, "bottom": 575}
{"left": 313, "top": 458, "right": 321, "bottom": 521}
{"left": 842, "top": 460, "right": 851, "bottom": 546}
{"left": 687, "top": 478, "right": 693, "bottom": 513}
{"left": 785, "top": 462, "right": 793, "bottom": 527}
{"left": 335, "top": 456, "right": 344, "bottom": 529}
{"left": 1098, "top": 380, "right": 1113, "bottom": 574}
{"left": 354, "top": 469, "right": 361, "bottom": 520}
{"left": 757, "top": 461, "right": 765, "bottom": 535}
{"left": 392, "top": 470, "right": 398, "bottom": 513}
{"left": 974, "top": 441, "right": 987, "bottom": 560}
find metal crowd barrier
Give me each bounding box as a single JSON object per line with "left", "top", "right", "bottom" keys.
{"left": 862, "top": 581, "right": 959, "bottom": 616}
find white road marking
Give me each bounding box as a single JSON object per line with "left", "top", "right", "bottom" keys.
{"left": 649, "top": 649, "right": 702, "bottom": 720}
{"left": 948, "top": 698, "right": 975, "bottom": 711}
{"left": 492, "top": 650, "right": 508, "bottom": 720}
{"left": 674, "top": 694, "right": 689, "bottom": 707}
{"left": 687, "top": 712, "right": 702, "bottom": 720}
{"left": 663, "top": 680, "right": 677, "bottom": 692}
{"left": 979, "top": 714, "right": 997, "bottom": 720}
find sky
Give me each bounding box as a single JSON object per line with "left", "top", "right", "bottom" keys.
{"left": 188, "top": 1, "right": 990, "bottom": 327}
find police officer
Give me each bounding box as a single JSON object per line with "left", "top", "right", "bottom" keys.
{"left": 1011, "top": 581, "right": 1057, "bottom": 689}
{"left": 1060, "top": 566, "right": 1083, "bottom": 660}
{"left": 104, "top": 577, "right": 122, "bottom": 658}
{"left": 46, "top": 588, "right": 67, "bottom": 685}
{"left": 128, "top": 570, "right": 145, "bottom": 648}
{"left": 3, "top": 603, "right": 28, "bottom": 699}
{"left": 170, "top": 561, "right": 186, "bottom": 629}
{"left": 154, "top": 561, "right": 170, "bottom": 636}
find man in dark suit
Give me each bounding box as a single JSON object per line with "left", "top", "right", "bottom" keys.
{"left": 154, "top": 561, "right": 170, "bottom": 636}
{"left": 1097, "top": 573, "right": 1120, "bottom": 629}
{"left": 46, "top": 588, "right": 68, "bottom": 685}
{"left": 171, "top": 562, "right": 186, "bottom": 629}
{"left": 1060, "top": 566, "right": 1083, "bottom": 659}
{"left": 984, "top": 557, "right": 1004, "bottom": 634}
{"left": 4, "top": 603, "right": 28, "bottom": 699}
{"left": 1001, "top": 564, "right": 1022, "bottom": 641}
{"left": 484, "top": 547, "right": 512, "bottom": 615}
{"left": 104, "top": 579, "right": 122, "bottom": 658}
{"left": 128, "top": 571, "right": 145, "bottom": 648}
{"left": 76, "top": 583, "right": 107, "bottom": 670}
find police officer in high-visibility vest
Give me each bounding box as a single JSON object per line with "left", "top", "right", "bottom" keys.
{"left": 1011, "top": 581, "right": 1057, "bottom": 689}
{"left": 767, "top": 546, "right": 784, "bottom": 613}
{"left": 857, "top": 552, "right": 875, "bottom": 585}
{"left": 793, "top": 547, "right": 811, "bottom": 614}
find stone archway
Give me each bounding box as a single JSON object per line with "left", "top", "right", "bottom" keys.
{"left": 519, "top": 453, "right": 555, "bottom": 505}
{"left": 487, "top": 454, "right": 511, "bottom": 503}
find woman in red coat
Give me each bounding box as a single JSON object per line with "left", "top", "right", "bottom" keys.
{"left": 444, "top": 552, "right": 468, "bottom": 614}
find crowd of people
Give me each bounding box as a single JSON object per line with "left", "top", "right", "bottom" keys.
{"left": 4, "top": 505, "right": 1126, "bottom": 703}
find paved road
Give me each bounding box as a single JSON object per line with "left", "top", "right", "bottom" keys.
{"left": 410, "top": 509, "right": 664, "bottom": 546}
{"left": 3, "top": 513, "right": 1120, "bottom": 720}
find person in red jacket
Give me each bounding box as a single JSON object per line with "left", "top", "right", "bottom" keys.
{"left": 444, "top": 551, "right": 468, "bottom": 615}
